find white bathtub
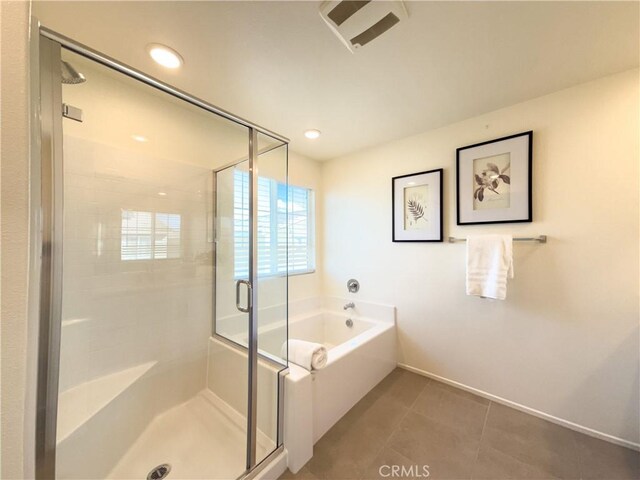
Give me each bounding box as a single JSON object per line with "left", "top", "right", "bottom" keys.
{"left": 284, "top": 298, "right": 397, "bottom": 473}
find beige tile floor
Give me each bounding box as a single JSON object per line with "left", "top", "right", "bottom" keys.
{"left": 280, "top": 368, "right": 639, "bottom": 480}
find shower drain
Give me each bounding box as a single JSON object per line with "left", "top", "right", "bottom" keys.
{"left": 147, "top": 464, "right": 171, "bottom": 480}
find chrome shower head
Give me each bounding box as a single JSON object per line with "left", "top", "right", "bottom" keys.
{"left": 61, "top": 61, "right": 86, "bottom": 85}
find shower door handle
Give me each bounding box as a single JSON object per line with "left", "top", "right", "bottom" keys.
{"left": 235, "top": 279, "right": 252, "bottom": 313}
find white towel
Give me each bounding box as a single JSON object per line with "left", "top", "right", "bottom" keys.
{"left": 282, "top": 339, "right": 327, "bottom": 371}
{"left": 466, "top": 234, "right": 514, "bottom": 300}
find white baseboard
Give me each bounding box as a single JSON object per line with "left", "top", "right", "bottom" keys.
{"left": 397, "top": 363, "right": 640, "bottom": 452}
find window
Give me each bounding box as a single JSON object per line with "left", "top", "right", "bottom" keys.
{"left": 234, "top": 171, "right": 314, "bottom": 278}
{"left": 121, "top": 210, "right": 181, "bottom": 261}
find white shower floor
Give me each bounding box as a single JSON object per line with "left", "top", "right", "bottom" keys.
{"left": 107, "top": 390, "right": 272, "bottom": 480}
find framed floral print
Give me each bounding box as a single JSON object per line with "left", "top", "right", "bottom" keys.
{"left": 392, "top": 168, "right": 443, "bottom": 242}
{"left": 456, "top": 131, "right": 533, "bottom": 225}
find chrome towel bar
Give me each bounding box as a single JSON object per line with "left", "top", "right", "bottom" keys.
{"left": 448, "top": 235, "right": 547, "bottom": 243}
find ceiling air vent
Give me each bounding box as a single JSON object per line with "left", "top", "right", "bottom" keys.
{"left": 319, "top": 0, "right": 408, "bottom": 53}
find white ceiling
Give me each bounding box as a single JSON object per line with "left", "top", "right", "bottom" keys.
{"left": 34, "top": 1, "right": 639, "bottom": 161}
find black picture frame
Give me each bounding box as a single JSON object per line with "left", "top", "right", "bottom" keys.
{"left": 456, "top": 131, "right": 533, "bottom": 225}
{"left": 392, "top": 168, "right": 443, "bottom": 242}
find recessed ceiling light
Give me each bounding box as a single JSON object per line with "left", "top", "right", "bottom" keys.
{"left": 304, "top": 129, "right": 321, "bottom": 139}
{"left": 147, "top": 44, "right": 183, "bottom": 69}
{"left": 131, "top": 135, "right": 148, "bottom": 142}
{"left": 158, "top": 192, "right": 167, "bottom": 196}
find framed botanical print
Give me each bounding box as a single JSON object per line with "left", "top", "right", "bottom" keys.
{"left": 456, "top": 131, "right": 533, "bottom": 225}
{"left": 392, "top": 168, "right": 443, "bottom": 242}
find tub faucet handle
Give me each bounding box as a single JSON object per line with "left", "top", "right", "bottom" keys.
{"left": 343, "top": 302, "right": 355, "bottom": 310}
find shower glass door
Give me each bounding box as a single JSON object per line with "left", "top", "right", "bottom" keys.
{"left": 39, "top": 36, "right": 286, "bottom": 480}
{"left": 255, "top": 133, "right": 288, "bottom": 466}
{"left": 214, "top": 132, "right": 288, "bottom": 468}
{"left": 255, "top": 132, "right": 288, "bottom": 364}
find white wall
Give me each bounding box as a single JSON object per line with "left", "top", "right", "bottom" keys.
{"left": 1, "top": 2, "right": 33, "bottom": 478}
{"left": 321, "top": 69, "right": 639, "bottom": 445}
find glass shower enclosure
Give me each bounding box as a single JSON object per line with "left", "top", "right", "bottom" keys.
{"left": 35, "top": 25, "right": 288, "bottom": 480}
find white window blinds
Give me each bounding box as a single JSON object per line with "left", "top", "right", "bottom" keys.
{"left": 233, "top": 170, "right": 314, "bottom": 278}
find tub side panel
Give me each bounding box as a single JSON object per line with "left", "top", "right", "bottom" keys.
{"left": 312, "top": 326, "right": 396, "bottom": 443}
{"left": 283, "top": 366, "right": 313, "bottom": 473}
